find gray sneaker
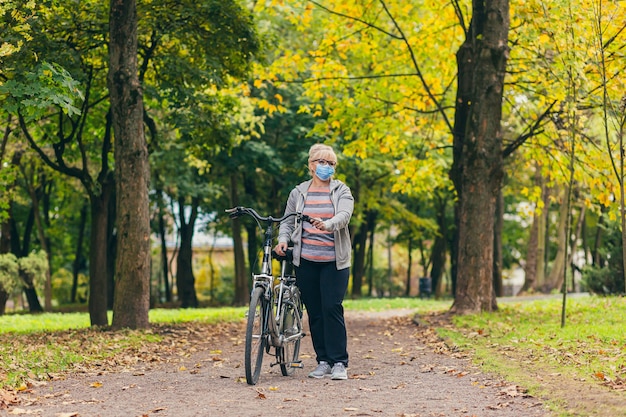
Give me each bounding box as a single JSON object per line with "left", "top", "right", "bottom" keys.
{"left": 308, "top": 361, "right": 331, "bottom": 378}
{"left": 331, "top": 362, "right": 348, "bottom": 380}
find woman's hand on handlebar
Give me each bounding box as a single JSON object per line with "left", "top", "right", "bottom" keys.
{"left": 274, "top": 242, "right": 287, "bottom": 256}
{"left": 274, "top": 242, "right": 288, "bottom": 256}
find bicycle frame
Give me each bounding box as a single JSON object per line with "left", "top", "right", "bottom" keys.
{"left": 228, "top": 205, "right": 307, "bottom": 384}
{"left": 226, "top": 206, "right": 306, "bottom": 350}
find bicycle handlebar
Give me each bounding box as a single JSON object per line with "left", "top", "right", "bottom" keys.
{"left": 225, "top": 206, "right": 312, "bottom": 224}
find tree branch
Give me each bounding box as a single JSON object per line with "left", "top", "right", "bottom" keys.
{"left": 308, "top": 0, "right": 402, "bottom": 40}
{"left": 378, "top": 0, "right": 454, "bottom": 133}
{"left": 17, "top": 112, "right": 88, "bottom": 183}
{"left": 502, "top": 100, "right": 557, "bottom": 158}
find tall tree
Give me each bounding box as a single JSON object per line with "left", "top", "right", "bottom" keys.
{"left": 449, "top": 0, "right": 510, "bottom": 313}
{"left": 109, "top": 0, "right": 151, "bottom": 329}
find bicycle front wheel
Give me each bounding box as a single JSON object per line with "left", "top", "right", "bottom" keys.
{"left": 278, "top": 301, "right": 302, "bottom": 376}
{"left": 245, "top": 286, "right": 267, "bottom": 385}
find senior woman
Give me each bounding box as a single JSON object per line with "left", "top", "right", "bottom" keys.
{"left": 274, "top": 143, "right": 354, "bottom": 380}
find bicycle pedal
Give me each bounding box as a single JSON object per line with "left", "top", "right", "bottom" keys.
{"left": 290, "top": 361, "right": 304, "bottom": 368}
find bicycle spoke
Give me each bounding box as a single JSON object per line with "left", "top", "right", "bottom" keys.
{"left": 279, "top": 301, "right": 302, "bottom": 376}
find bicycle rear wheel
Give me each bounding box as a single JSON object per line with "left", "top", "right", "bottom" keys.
{"left": 278, "top": 301, "right": 302, "bottom": 376}
{"left": 245, "top": 286, "right": 267, "bottom": 385}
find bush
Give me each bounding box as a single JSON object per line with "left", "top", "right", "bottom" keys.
{"left": 582, "top": 265, "right": 624, "bottom": 295}
{"left": 51, "top": 268, "right": 88, "bottom": 305}
{"left": 581, "top": 225, "right": 625, "bottom": 295}
{"left": 0, "top": 253, "right": 19, "bottom": 294}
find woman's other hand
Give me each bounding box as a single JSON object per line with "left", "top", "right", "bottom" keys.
{"left": 310, "top": 217, "right": 327, "bottom": 231}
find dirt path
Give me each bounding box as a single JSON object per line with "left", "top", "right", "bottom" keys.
{"left": 5, "top": 310, "right": 550, "bottom": 417}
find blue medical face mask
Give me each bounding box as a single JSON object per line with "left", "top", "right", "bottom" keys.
{"left": 315, "top": 164, "right": 335, "bottom": 180}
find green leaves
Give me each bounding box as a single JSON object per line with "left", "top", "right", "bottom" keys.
{"left": 17, "top": 250, "right": 48, "bottom": 290}
{"left": 0, "top": 254, "right": 19, "bottom": 294}
{"left": 0, "top": 61, "right": 83, "bottom": 119}
{"left": 0, "top": 251, "right": 47, "bottom": 294}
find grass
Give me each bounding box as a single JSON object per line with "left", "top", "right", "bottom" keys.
{"left": 443, "top": 296, "right": 626, "bottom": 384}
{"left": 0, "top": 308, "right": 249, "bottom": 334}
{"left": 439, "top": 295, "right": 626, "bottom": 417}
{"left": 0, "top": 298, "right": 451, "bottom": 334}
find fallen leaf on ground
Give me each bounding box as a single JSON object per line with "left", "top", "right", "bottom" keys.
{"left": 487, "top": 402, "right": 511, "bottom": 409}
{"left": 0, "top": 389, "right": 20, "bottom": 409}
{"left": 500, "top": 385, "right": 527, "bottom": 397}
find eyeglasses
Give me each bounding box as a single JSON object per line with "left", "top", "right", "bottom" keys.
{"left": 312, "top": 159, "right": 337, "bottom": 167}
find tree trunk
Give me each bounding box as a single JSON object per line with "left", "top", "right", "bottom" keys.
{"left": 71, "top": 200, "right": 88, "bottom": 303}
{"left": 20, "top": 165, "right": 53, "bottom": 311}
{"left": 428, "top": 194, "right": 448, "bottom": 298}
{"left": 451, "top": 0, "right": 509, "bottom": 314}
{"left": 386, "top": 227, "right": 392, "bottom": 296}
{"left": 107, "top": 184, "right": 117, "bottom": 310}
{"left": 520, "top": 170, "right": 545, "bottom": 294}
{"left": 230, "top": 174, "right": 248, "bottom": 306}
{"left": 351, "top": 217, "right": 369, "bottom": 298}
{"left": 592, "top": 205, "right": 607, "bottom": 267}
{"left": 0, "top": 220, "right": 10, "bottom": 314}
{"left": 548, "top": 187, "right": 569, "bottom": 291}
{"left": 405, "top": 237, "right": 412, "bottom": 296}
{"left": 22, "top": 285, "right": 42, "bottom": 312}
{"left": 245, "top": 222, "right": 258, "bottom": 282}
{"left": 109, "top": 0, "right": 151, "bottom": 330}
{"left": 0, "top": 290, "right": 7, "bottom": 315}
{"left": 89, "top": 193, "right": 111, "bottom": 326}
{"left": 450, "top": 204, "right": 459, "bottom": 297}
{"left": 536, "top": 185, "right": 550, "bottom": 290}
{"left": 242, "top": 172, "right": 259, "bottom": 282}
{"left": 521, "top": 210, "right": 539, "bottom": 295}
{"left": 366, "top": 219, "right": 375, "bottom": 296}
{"left": 0, "top": 118, "right": 11, "bottom": 314}
{"left": 365, "top": 211, "right": 377, "bottom": 297}
{"left": 571, "top": 205, "right": 586, "bottom": 291}
{"left": 157, "top": 194, "right": 171, "bottom": 302}
{"left": 176, "top": 197, "right": 199, "bottom": 308}
{"left": 10, "top": 206, "right": 44, "bottom": 312}
{"left": 493, "top": 188, "right": 504, "bottom": 297}
{"left": 429, "top": 210, "right": 447, "bottom": 299}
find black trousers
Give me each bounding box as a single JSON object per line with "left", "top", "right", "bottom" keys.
{"left": 296, "top": 258, "right": 350, "bottom": 367}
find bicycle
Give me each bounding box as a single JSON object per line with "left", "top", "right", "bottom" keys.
{"left": 225, "top": 206, "right": 309, "bottom": 385}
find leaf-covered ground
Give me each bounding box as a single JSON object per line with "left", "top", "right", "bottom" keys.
{"left": 0, "top": 309, "right": 622, "bottom": 416}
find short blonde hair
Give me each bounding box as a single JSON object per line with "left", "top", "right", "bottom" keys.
{"left": 308, "top": 144, "right": 337, "bottom": 165}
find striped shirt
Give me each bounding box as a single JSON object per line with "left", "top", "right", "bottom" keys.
{"left": 301, "top": 185, "right": 335, "bottom": 262}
